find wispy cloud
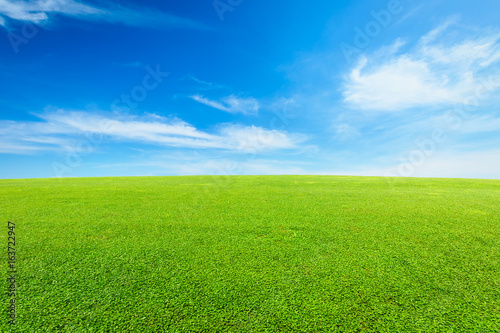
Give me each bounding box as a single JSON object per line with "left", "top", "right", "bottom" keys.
{"left": 382, "top": 150, "right": 500, "bottom": 179}
{"left": 185, "top": 75, "right": 224, "bottom": 89}
{"left": 456, "top": 115, "right": 500, "bottom": 134}
{"left": 342, "top": 22, "right": 500, "bottom": 111}
{"left": 218, "top": 124, "right": 300, "bottom": 152}
{"left": 0, "top": 142, "right": 59, "bottom": 154}
{"left": 100, "top": 3, "right": 210, "bottom": 30}
{"left": 334, "top": 123, "right": 360, "bottom": 141}
{"left": 161, "top": 159, "right": 306, "bottom": 176}
{"left": 95, "top": 155, "right": 308, "bottom": 176}
{"left": 0, "top": 110, "right": 304, "bottom": 154}
{"left": 0, "top": 0, "right": 101, "bottom": 26}
{"left": 191, "top": 94, "right": 260, "bottom": 115}
{"left": 0, "top": 0, "right": 210, "bottom": 30}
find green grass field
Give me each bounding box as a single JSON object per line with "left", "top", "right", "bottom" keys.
{"left": 1, "top": 175, "right": 499, "bottom": 332}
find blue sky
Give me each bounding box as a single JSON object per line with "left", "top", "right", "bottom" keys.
{"left": 1, "top": 0, "right": 499, "bottom": 179}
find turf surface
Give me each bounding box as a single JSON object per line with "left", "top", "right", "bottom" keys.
{"left": 1, "top": 175, "right": 499, "bottom": 332}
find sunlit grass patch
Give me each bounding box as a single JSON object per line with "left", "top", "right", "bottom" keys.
{"left": 1, "top": 176, "right": 499, "bottom": 332}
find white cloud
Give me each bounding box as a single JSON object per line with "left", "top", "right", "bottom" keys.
{"left": 186, "top": 75, "right": 224, "bottom": 89}
{"left": 0, "top": 142, "right": 57, "bottom": 154}
{"left": 0, "top": 0, "right": 102, "bottom": 25}
{"left": 344, "top": 56, "right": 463, "bottom": 110}
{"left": 381, "top": 150, "right": 500, "bottom": 179}
{"left": 343, "top": 23, "right": 500, "bottom": 111}
{"left": 191, "top": 95, "right": 260, "bottom": 115}
{"left": 419, "top": 19, "right": 456, "bottom": 45}
{"left": 303, "top": 150, "right": 500, "bottom": 179}
{"left": 96, "top": 157, "right": 307, "bottom": 176}
{"left": 0, "top": 110, "right": 304, "bottom": 154}
{"left": 410, "top": 150, "right": 500, "bottom": 178}
{"left": 218, "top": 124, "right": 300, "bottom": 152}
{"left": 171, "top": 159, "right": 306, "bottom": 176}
{"left": 0, "top": 0, "right": 209, "bottom": 29}
{"left": 455, "top": 115, "right": 500, "bottom": 134}
{"left": 38, "top": 111, "right": 217, "bottom": 140}
{"left": 334, "top": 123, "right": 360, "bottom": 141}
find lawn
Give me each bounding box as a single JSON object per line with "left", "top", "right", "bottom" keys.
{"left": 1, "top": 175, "right": 499, "bottom": 332}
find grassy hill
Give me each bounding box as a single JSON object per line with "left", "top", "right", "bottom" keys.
{"left": 1, "top": 176, "right": 499, "bottom": 332}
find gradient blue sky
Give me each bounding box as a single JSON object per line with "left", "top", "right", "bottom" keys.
{"left": 1, "top": 0, "right": 499, "bottom": 179}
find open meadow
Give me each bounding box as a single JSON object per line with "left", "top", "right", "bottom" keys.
{"left": 1, "top": 175, "right": 499, "bottom": 332}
